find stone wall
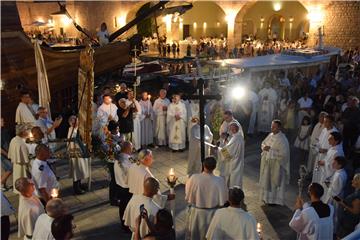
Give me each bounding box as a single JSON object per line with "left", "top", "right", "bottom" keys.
{"left": 323, "top": 1, "right": 360, "bottom": 49}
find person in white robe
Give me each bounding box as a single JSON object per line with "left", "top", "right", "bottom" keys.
{"left": 167, "top": 94, "right": 187, "bottom": 151}
{"left": 187, "top": 100, "right": 200, "bottom": 142}
{"left": 247, "top": 90, "right": 259, "bottom": 135}
{"left": 31, "top": 144, "right": 59, "bottom": 203}
{"left": 307, "top": 112, "right": 327, "bottom": 173}
{"left": 114, "top": 141, "right": 134, "bottom": 229}
{"left": 15, "top": 91, "right": 37, "bottom": 125}
{"left": 33, "top": 198, "right": 67, "bottom": 240}
{"left": 126, "top": 91, "right": 142, "bottom": 151}
{"left": 8, "top": 124, "right": 31, "bottom": 194}
{"left": 185, "top": 157, "right": 228, "bottom": 240}
{"left": 35, "top": 107, "right": 62, "bottom": 141}
{"left": 187, "top": 118, "right": 213, "bottom": 177}
{"left": 67, "top": 116, "right": 90, "bottom": 195}
{"left": 153, "top": 89, "right": 170, "bottom": 146}
{"left": 139, "top": 92, "right": 154, "bottom": 146}
{"left": 206, "top": 187, "right": 259, "bottom": 240}
{"left": 127, "top": 149, "right": 171, "bottom": 208}
{"left": 219, "top": 110, "right": 244, "bottom": 139}
{"left": 97, "top": 94, "right": 118, "bottom": 138}
{"left": 15, "top": 177, "right": 45, "bottom": 240}
{"left": 297, "top": 93, "right": 313, "bottom": 127}
{"left": 312, "top": 115, "right": 338, "bottom": 183}
{"left": 289, "top": 183, "right": 334, "bottom": 240}
{"left": 218, "top": 122, "right": 245, "bottom": 188}
{"left": 314, "top": 131, "right": 344, "bottom": 191}
{"left": 123, "top": 177, "right": 161, "bottom": 239}
{"left": 259, "top": 120, "right": 290, "bottom": 205}
{"left": 257, "top": 82, "right": 278, "bottom": 133}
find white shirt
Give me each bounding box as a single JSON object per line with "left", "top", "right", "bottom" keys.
{"left": 114, "top": 153, "right": 132, "bottom": 188}
{"left": 127, "top": 163, "right": 153, "bottom": 195}
{"left": 298, "top": 97, "right": 313, "bottom": 109}
{"left": 31, "top": 159, "right": 59, "bottom": 197}
{"left": 32, "top": 214, "right": 55, "bottom": 240}
{"left": 18, "top": 195, "right": 45, "bottom": 238}
{"left": 206, "top": 207, "right": 259, "bottom": 240}
{"left": 97, "top": 103, "right": 118, "bottom": 127}
{"left": 35, "top": 117, "right": 56, "bottom": 140}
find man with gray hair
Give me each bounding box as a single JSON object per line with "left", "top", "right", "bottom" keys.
{"left": 32, "top": 198, "right": 67, "bottom": 240}
{"left": 31, "top": 144, "right": 59, "bottom": 203}
{"left": 8, "top": 124, "right": 31, "bottom": 194}
{"left": 206, "top": 187, "right": 259, "bottom": 240}
{"left": 15, "top": 177, "right": 45, "bottom": 240}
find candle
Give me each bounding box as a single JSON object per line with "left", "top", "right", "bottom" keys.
{"left": 257, "top": 222, "right": 261, "bottom": 234}
{"left": 51, "top": 188, "right": 59, "bottom": 198}
{"left": 168, "top": 168, "right": 175, "bottom": 182}
{"left": 148, "top": 94, "right": 151, "bottom": 100}
{"left": 29, "top": 132, "right": 34, "bottom": 140}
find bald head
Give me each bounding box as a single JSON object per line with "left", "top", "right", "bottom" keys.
{"left": 143, "top": 177, "right": 159, "bottom": 197}
{"left": 46, "top": 198, "right": 67, "bottom": 218}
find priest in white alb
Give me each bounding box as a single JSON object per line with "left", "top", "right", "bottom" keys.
{"left": 187, "top": 100, "right": 200, "bottom": 142}
{"left": 15, "top": 177, "right": 45, "bottom": 240}
{"left": 123, "top": 177, "right": 161, "bottom": 239}
{"left": 127, "top": 149, "right": 172, "bottom": 208}
{"left": 219, "top": 110, "right": 244, "bottom": 139}
{"left": 153, "top": 89, "right": 170, "bottom": 146}
{"left": 206, "top": 187, "right": 259, "bottom": 240}
{"left": 15, "top": 91, "right": 37, "bottom": 125}
{"left": 139, "top": 92, "right": 154, "bottom": 147}
{"left": 257, "top": 82, "right": 278, "bottom": 133}
{"left": 185, "top": 156, "right": 228, "bottom": 240}
{"left": 259, "top": 120, "right": 290, "bottom": 205}
{"left": 187, "top": 117, "right": 213, "bottom": 177}
{"left": 217, "top": 122, "right": 245, "bottom": 188}
{"left": 167, "top": 94, "right": 187, "bottom": 151}
{"left": 289, "top": 183, "right": 334, "bottom": 240}
{"left": 312, "top": 115, "right": 338, "bottom": 183}
{"left": 126, "top": 90, "right": 142, "bottom": 151}
{"left": 8, "top": 124, "right": 31, "bottom": 194}
{"left": 97, "top": 94, "right": 118, "bottom": 138}
{"left": 307, "top": 112, "right": 327, "bottom": 173}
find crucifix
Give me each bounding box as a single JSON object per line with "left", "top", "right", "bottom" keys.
{"left": 131, "top": 46, "right": 141, "bottom": 96}
{"left": 188, "top": 78, "right": 222, "bottom": 163}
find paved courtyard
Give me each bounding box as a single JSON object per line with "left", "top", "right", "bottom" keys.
{"left": 6, "top": 134, "right": 307, "bottom": 240}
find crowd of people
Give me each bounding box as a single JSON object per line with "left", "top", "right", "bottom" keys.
{"left": 2, "top": 41, "right": 360, "bottom": 240}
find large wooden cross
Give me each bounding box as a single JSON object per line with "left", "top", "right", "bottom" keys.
{"left": 188, "top": 78, "right": 222, "bottom": 163}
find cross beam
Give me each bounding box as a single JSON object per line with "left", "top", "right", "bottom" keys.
{"left": 188, "top": 78, "right": 222, "bottom": 164}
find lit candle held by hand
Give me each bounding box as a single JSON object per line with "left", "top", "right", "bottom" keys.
{"left": 148, "top": 94, "right": 151, "bottom": 100}
{"left": 257, "top": 223, "right": 262, "bottom": 237}
{"left": 167, "top": 168, "right": 178, "bottom": 189}
{"left": 29, "top": 132, "right": 34, "bottom": 141}
{"left": 51, "top": 188, "right": 59, "bottom": 198}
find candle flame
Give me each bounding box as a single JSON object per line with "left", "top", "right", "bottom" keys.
{"left": 257, "top": 222, "right": 261, "bottom": 232}
{"left": 51, "top": 188, "right": 58, "bottom": 198}
{"left": 148, "top": 94, "right": 151, "bottom": 100}
{"left": 29, "top": 132, "right": 33, "bottom": 139}
{"left": 169, "top": 168, "right": 174, "bottom": 176}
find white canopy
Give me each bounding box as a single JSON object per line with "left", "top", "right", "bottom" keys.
{"left": 211, "top": 47, "right": 341, "bottom": 72}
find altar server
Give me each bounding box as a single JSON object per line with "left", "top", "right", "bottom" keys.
{"left": 126, "top": 90, "right": 142, "bottom": 151}
{"left": 97, "top": 94, "right": 118, "bottom": 137}
{"left": 139, "top": 92, "right": 154, "bottom": 146}
{"left": 167, "top": 94, "right": 187, "bottom": 151}
{"left": 153, "top": 89, "right": 170, "bottom": 146}
{"left": 257, "top": 82, "right": 278, "bottom": 133}
{"left": 15, "top": 91, "right": 36, "bottom": 125}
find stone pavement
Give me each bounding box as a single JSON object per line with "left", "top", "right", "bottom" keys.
{"left": 7, "top": 134, "right": 306, "bottom": 240}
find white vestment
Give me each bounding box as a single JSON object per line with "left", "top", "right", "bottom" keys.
{"left": 259, "top": 132, "right": 290, "bottom": 205}
{"left": 217, "top": 131, "right": 245, "bottom": 188}
{"left": 139, "top": 99, "right": 154, "bottom": 145}
{"left": 123, "top": 194, "right": 160, "bottom": 239}
{"left": 8, "top": 136, "right": 30, "bottom": 194}
{"left": 153, "top": 97, "right": 170, "bottom": 145}
{"left": 35, "top": 117, "right": 56, "bottom": 140}
{"left": 187, "top": 102, "right": 199, "bottom": 142}
{"left": 323, "top": 168, "right": 347, "bottom": 204}
{"left": 257, "top": 88, "right": 278, "bottom": 133}
{"left": 127, "top": 163, "right": 167, "bottom": 208}
{"left": 312, "top": 126, "right": 338, "bottom": 183}
{"left": 127, "top": 100, "right": 142, "bottom": 150}
{"left": 248, "top": 90, "right": 259, "bottom": 134}
{"left": 114, "top": 153, "right": 132, "bottom": 188}
{"left": 67, "top": 127, "right": 90, "bottom": 181}
{"left": 15, "top": 102, "right": 36, "bottom": 125}
{"left": 32, "top": 214, "right": 55, "bottom": 240}
{"left": 307, "top": 122, "right": 324, "bottom": 172}
{"left": 289, "top": 202, "right": 334, "bottom": 240}
{"left": 97, "top": 103, "right": 118, "bottom": 128}
{"left": 167, "top": 102, "right": 187, "bottom": 150}
{"left": 187, "top": 124, "right": 213, "bottom": 176}
{"left": 18, "top": 195, "right": 45, "bottom": 239}
{"left": 185, "top": 172, "right": 228, "bottom": 240}
{"left": 219, "top": 119, "right": 244, "bottom": 139}
{"left": 206, "top": 207, "right": 259, "bottom": 240}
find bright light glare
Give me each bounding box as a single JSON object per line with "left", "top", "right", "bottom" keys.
{"left": 273, "top": 2, "right": 282, "bottom": 12}
{"left": 231, "top": 86, "right": 246, "bottom": 100}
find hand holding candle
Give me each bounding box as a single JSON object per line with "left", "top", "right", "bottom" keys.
{"left": 166, "top": 168, "right": 178, "bottom": 189}
{"left": 257, "top": 223, "right": 262, "bottom": 237}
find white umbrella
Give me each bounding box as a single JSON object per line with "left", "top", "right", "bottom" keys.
{"left": 33, "top": 39, "right": 51, "bottom": 115}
